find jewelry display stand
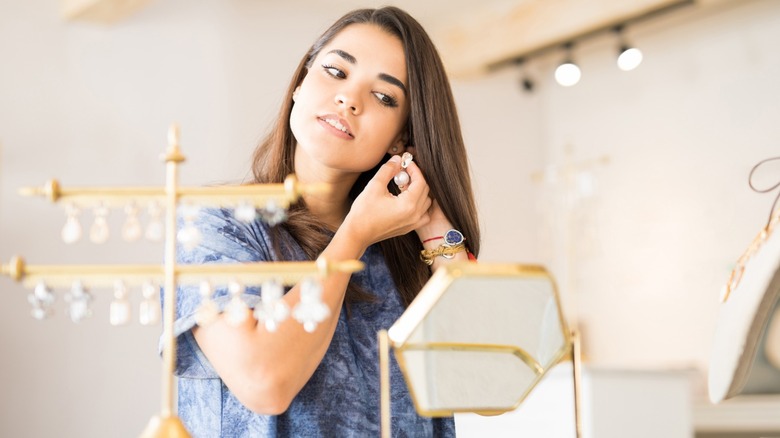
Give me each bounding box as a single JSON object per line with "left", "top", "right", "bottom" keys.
{"left": 0, "top": 125, "right": 363, "bottom": 437}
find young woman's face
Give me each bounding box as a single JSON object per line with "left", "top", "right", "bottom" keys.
{"left": 290, "top": 23, "right": 409, "bottom": 176}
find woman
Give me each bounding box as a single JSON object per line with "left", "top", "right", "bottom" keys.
{"left": 173, "top": 6, "right": 480, "bottom": 437}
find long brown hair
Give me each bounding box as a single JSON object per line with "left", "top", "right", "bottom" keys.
{"left": 251, "top": 7, "right": 480, "bottom": 307}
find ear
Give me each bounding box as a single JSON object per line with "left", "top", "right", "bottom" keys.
{"left": 292, "top": 86, "right": 301, "bottom": 102}
{"left": 387, "top": 136, "right": 406, "bottom": 155}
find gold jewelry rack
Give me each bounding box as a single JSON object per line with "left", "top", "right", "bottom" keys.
{"left": 0, "top": 124, "right": 364, "bottom": 438}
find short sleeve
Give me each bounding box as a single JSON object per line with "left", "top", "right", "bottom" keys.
{"left": 162, "top": 208, "right": 276, "bottom": 379}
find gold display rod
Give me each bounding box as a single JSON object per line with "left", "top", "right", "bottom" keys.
{"left": 1, "top": 256, "right": 364, "bottom": 288}
{"left": 18, "top": 175, "right": 329, "bottom": 207}
{"left": 378, "top": 330, "right": 391, "bottom": 438}
{"left": 136, "top": 124, "right": 190, "bottom": 437}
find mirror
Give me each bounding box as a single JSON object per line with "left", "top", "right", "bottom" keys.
{"left": 387, "top": 263, "right": 571, "bottom": 416}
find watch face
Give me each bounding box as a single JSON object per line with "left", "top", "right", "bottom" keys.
{"left": 443, "top": 229, "right": 464, "bottom": 246}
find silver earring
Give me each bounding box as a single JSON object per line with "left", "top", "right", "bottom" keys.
{"left": 392, "top": 146, "right": 399, "bottom": 153}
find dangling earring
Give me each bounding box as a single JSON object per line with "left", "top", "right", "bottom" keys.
{"left": 61, "top": 203, "right": 82, "bottom": 244}
{"left": 394, "top": 152, "right": 413, "bottom": 190}
{"left": 292, "top": 277, "right": 329, "bottom": 333}
{"left": 110, "top": 280, "right": 131, "bottom": 326}
{"left": 195, "top": 281, "right": 219, "bottom": 326}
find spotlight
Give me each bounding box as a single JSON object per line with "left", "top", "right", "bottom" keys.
{"left": 614, "top": 25, "right": 643, "bottom": 71}
{"left": 513, "top": 57, "right": 535, "bottom": 92}
{"left": 555, "top": 62, "right": 581, "bottom": 87}
{"left": 617, "top": 45, "right": 643, "bottom": 71}
{"left": 555, "top": 43, "right": 581, "bottom": 87}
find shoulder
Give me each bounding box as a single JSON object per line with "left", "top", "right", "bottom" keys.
{"left": 179, "top": 207, "right": 283, "bottom": 263}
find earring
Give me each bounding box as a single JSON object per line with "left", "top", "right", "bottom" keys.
{"left": 61, "top": 203, "right": 82, "bottom": 244}
{"left": 145, "top": 202, "right": 164, "bottom": 242}
{"left": 177, "top": 204, "right": 201, "bottom": 251}
{"left": 254, "top": 278, "right": 290, "bottom": 332}
{"left": 234, "top": 200, "right": 257, "bottom": 223}
{"left": 292, "top": 277, "right": 330, "bottom": 333}
{"left": 195, "top": 281, "right": 219, "bottom": 326}
{"left": 139, "top": 281, "right": 161, "bottom": 326}
{"left": 393, "top": 152, "right": 414, "bottom": 190}
{"left": 66, "top": 280, "right": 93, "bottom": 323}
{"left": 258, "top": 198, "right": 288, "bottom": 226}
{"left": 28, "top": 280, "right": 56, "bottom": 320}
{"left": 110, "top": 280, "right": 131, "bottom": 326}
{"left": 392, "top": 146, "right": 399, "bottom": 153}
{"left": 224, "top": 280, "right": 249, "bottom": 326}
{"left": 89, "top": 203, "right": 110, "bottom": 244}
{"left": 122, "top": 202, "right": 142, "bottom": 242}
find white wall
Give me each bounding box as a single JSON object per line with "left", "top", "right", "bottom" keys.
{"left": 1, "top": 0, "right": 778, "bottom": 437}
{"left": 521, "top": 0, "right": 780, "bottom": 372}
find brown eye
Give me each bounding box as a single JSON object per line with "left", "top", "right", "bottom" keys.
{"left": 322, "top": 64, "right": 346, "bottom": 79}
{"left": 374, "top": 92, "right": 398, "bottom": 108}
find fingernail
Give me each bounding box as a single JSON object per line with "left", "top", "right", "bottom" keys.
{"left": 390, "top": 155, "right": 401, "bottom": 163}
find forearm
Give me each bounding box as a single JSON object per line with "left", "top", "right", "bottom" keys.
{"left": 193, "top": 227, "right": 366, "bottom": 414}
{"left": 416, "top": 221, "right": 470, "bottom": 271}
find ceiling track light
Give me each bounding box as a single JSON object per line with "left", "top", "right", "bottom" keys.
{"left": 614, "top": 25, "right": 643, "bottom": 71}
{"left": 554, "top": 42, "right": 581, "bottom": 87}
{"left": 513, "top": 57, "right": 535, "bottom": 92}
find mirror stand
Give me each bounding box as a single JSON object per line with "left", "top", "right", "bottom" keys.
{"left": 379, "top": 328, "right": 585, "bottom": 438}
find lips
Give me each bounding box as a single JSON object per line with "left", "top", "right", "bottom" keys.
{"left": 318, "top": 115, "right": 354, "bottom": 138}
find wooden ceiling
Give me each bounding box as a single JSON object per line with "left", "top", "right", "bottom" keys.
{"left": 60, "top": 0, "right": 733, "bottom": 78}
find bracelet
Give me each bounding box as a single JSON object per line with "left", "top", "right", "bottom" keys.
{"left": 420, "top": 243, "right": 466, "bottom": 265}
{"left": 422, "top": 236, "right": 443, "bottom": 244}
{"left": 419, "top": 229, "right": 467, "bottom": 266}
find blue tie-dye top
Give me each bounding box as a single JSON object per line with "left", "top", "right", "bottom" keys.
{"left": 169, "top": 208, "right": 455, "bottom": 437}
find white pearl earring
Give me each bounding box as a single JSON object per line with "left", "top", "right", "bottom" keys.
{"left": 394, "top": 152, "right": 413, "bottom": 190}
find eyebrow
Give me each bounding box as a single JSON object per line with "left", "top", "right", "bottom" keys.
{"left": 327, "top": 49, "right": 408, "bottom": 96}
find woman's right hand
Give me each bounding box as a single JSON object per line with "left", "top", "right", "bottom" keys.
{"left": 342, "top": 155, "right": 432, "bottom": 249}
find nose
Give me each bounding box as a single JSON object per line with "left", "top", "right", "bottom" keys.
{"left": 335, "top": 92, "right": 361, "bottom": 115}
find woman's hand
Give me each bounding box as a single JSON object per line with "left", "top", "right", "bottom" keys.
{"left": 342, "top": 155, "right": 432, "bottom": 249}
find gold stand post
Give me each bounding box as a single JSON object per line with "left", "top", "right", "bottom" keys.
{"left": 140, "top": 125, "right": 191, "bottom": 438}
{"left": 378, "top": 329, "right": 391, "bottom": 438}
{"left": 571, "top": 329, "right": 583, "bottom": 438}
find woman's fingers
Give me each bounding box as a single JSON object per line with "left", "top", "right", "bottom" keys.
{"left": 368, "top": 155, "right": 403, "bottom": 190}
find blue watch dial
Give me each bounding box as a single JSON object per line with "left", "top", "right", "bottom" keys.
{"left": 443, "top": 229, "right": 464, "bottom": 246}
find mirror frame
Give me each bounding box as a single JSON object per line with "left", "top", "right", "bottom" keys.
{"left": 386, "top": 262, "right": 572, "bottom": 417}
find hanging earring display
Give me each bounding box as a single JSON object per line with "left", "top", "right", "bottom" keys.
{"left": 139, "top": 281, "right": 161, "bottom": 326}
{"left": 28, "top": 280, "right": 56, "bottom": 320}
{"left": 224, "top": 280, "right": 249, "bottom": 326}
{"left": 254, "top": 278, "right": 289, "bottom": 332}
{"left": 61, "top": 203, "right": 83, "bottom": 244}
{"left": 177, "top": 204, "right": 201, "bottom": 251}
{"left": 89, "top": 204, "right": 110, "bottom": 244}
{"left": 234, "top": 200, "right": 257, "bottom": 223}
{"left": 145, "top": 202, "right": 164, "bottom": 242}
{"left": 194, "top": 281, "right": 219, "bottom": 326}
{"left": 292, "top": 278, "right": 330, "bottom": 333}
{"left": 393, "top": 152, "right": 413, "bottom": 190}
{"left": 109, "top": 280, "right": 131, "bottom": 326}
{"left": 121, "top": 202, "right": 143, "bottom": 242}
{"left": 65, "top": 280, "right": 93, "bottom": 323}
{"left": 258, "top": 199, "right": 287, "bottom": 226}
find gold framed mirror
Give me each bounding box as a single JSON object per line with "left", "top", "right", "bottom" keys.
{"left": 380, "top": 262, "right": 575, "bottom": 434}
